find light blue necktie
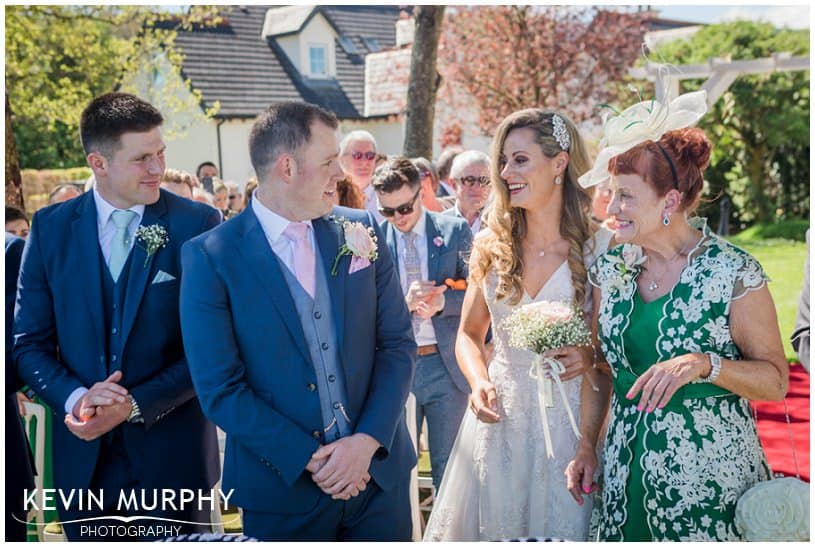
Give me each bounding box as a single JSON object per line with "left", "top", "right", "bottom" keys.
{"left": 108, "top": 209, "right": 137, "bottom": 282}
{"left": 403, "top": 231, "right": 423, "bottom": 336}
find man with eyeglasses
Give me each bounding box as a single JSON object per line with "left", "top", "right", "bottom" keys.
{"left": 442, "top": 150, "right": 492, "bottom": 235}
{"left": 338, "top": 130, "right": 384, "bottom": 223}
{"left": 374, "top": 157, "right": 472, "bottom": 493}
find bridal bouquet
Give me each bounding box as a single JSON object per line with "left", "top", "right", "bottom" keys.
{"left": 502, "top": 301, "right": 591, "bottom": 457}
{"left": 503, "top": 300, "right": 591, "bottom": 354}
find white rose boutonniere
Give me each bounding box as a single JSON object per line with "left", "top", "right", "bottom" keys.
{"left": 135, "top": 224, "right": 169, "bottom": 267}
{"left": 331, "top": 218, "right": 379, "bottom": 276}
{"left": 735, "top": 476, "right": 809, "bottom": 541}
{"left": 604, "top": 243, "right": 646, "bottom": 293}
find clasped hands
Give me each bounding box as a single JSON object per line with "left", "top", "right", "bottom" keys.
{"left": 64, "top": 370, "right": 132, "bottom": 441}
{"left": 405, "top": 280, "right": 446, "bottom": 319}
{"left": 306, "top": 432, "right": 380, "bottom": 501}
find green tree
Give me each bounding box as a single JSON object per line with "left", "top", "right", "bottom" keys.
{"left": 654, "top": 21, "right": 809, "bottom": 225}
{"left": 5, "top": 6, "right": 221, "bottom": 195}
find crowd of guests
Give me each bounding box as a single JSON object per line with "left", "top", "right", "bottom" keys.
{"left": 4, "top": 89, "right": 807, "bottom": 543}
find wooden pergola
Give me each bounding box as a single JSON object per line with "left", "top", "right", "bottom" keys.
{"left": 630, "top": 53, "right": 810, "bottom": 107}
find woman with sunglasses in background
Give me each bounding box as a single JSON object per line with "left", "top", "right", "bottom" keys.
{"left": 424, "top": 110, "right": 612, "bottom": 541}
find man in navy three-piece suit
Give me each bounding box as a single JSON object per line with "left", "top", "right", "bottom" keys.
{"left": 180, "top": 101, "right": 416, "bottom": 540}
{"left": 13, "top": 93, "right": 221, "bottom": 540}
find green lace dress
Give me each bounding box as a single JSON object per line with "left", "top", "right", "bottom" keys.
{"left": 588, "top": 222, "right": 771, "bottom": 541}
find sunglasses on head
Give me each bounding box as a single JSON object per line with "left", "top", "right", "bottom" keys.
{"left": 350, "top": 151, "right": 377, "bottom": 161}
{"left": 378, "top": 188, "right": 421, "bottom": 218}
{"left": 458, "top": 175, "right": 490, "bottom": 187}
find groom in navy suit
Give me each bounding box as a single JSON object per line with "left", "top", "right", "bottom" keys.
{"left": 13, "top": 93, "right": 221, "bottom": 540}
{"left": 180, "top": 101, "right": 416, "bottom": 540}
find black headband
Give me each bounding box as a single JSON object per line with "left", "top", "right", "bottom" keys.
{"left": 655, "top": 143, "right": 680, "bottom": 190}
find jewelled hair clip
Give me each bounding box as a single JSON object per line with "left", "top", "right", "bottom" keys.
{"left": 551, "top": 114, "right": 570, "bottom": 151}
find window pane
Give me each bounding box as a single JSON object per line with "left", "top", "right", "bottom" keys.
{"left": 309, "top": 46, "right": 326, "bottom": 76}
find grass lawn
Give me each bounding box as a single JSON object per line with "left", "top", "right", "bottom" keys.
{"left": 727, "top": 236, "right": 808, "bottom": 360}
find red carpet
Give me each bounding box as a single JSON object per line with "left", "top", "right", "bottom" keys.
{"left": 751, "top": 362, "right": 810, "bottom": 481}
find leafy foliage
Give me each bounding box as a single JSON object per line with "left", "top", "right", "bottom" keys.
{"left": 5, "top": 6, "right": 222, "bottom": 169}
{"left": 654, "top": 21, "right": 809, "bottom": 225}
{"left": 437, "top": 6, "right": 649, "bottom": 135}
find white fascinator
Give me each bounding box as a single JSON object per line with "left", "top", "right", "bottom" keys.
{"left": 578, "top": 89, "right": 708, "bottom": 188}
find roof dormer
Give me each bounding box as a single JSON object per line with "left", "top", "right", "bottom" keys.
{"left": 262, "top": 6, "right": 337, "bottom": 79}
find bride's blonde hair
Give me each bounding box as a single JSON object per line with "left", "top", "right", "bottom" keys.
{"left": 470, "top": 109, "right": 594, "bottom": 307}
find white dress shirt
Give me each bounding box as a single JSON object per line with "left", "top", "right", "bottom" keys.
{"left": 395, "top": 213, "right": 437, "bottom": 346}
{"left": 251, "top": 197, "right": 316, "bottom": 276}
{"left": 64, "top": 188, "right": 146, "bottom": 415}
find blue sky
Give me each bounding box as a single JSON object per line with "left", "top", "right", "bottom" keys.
{"left": 654, "top": 4, "right": 810, "bottom": 29}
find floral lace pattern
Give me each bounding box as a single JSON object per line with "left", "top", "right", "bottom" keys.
{"left": 589, "top": 221, "right": 771, "bottom": 541}
{"left": 424, "top": 230, "right": 612, "bottom": 541}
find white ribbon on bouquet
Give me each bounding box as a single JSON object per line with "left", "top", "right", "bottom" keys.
{"left": 528, "top": 355, "right": 582, "bottom": 458}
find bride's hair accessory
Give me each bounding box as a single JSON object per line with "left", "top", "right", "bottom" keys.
{"left": 578, "top": 86, "right": 708, "bottom": 188}
{"left": 551, "top": 114, "right": 570, "bottom": 151}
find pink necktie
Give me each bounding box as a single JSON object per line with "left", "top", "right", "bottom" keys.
{"left": 283, "top": 222, "right": 316, "bottom": 298}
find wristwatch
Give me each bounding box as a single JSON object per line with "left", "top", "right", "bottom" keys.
{"left": 699, "top": 352, "right": 722, "bottom": 383}
{"left": 126, "top": 393, "right": 144, "bottom": 423}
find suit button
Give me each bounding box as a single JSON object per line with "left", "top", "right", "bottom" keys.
{"left": 113, "top": 303, "right": 118, "bottom": 310}
{"left": 311, "top": 430, "right": 321, "bottom": 439}
{"left": 314, "top": 311, "right": 321, "bottom": 319}
{"left": 111, "top": 355, "right": 118, "bottom": 363}
{"left": 321, "top": 342, "right": 329, "bottom": 351}
{"left": 328, "top": 375, "right": 336, "bottom": 383}
{"left": 307, "top": 383, "right": 316, "bottom": 392}
{"left": 111, "top": 327, "right": 118, "bottom": 335}
{"left": 333, "top": 402, "right": 340, "bottom": 409}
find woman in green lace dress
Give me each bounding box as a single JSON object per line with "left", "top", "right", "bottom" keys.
{"left": 566, "top": 125, "right": 789, "bottom": 541}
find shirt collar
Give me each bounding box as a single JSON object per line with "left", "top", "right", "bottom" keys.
{"left": 399, "top": 210, "right": 427, "bottom": 240}
{"left": 93, "top": 185, "right": 145, "bottom": 229}
{"left": 251, "top": 195, "right": 313, "bottom": 244}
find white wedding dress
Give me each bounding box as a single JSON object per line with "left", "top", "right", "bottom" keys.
{"left": 423, "top": 230, "right": 611, "bottom": 541}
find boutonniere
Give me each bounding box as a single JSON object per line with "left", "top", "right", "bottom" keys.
{"left": 330, "top": 217, "right": 379, "bottom": 276}
{"left": 606, "top": 243, "right": 646, "bottom": 293}
{"left": 433, "top": 236, "right": 444, "bottom": 247}
{"left": 135, "top": 224, "right": 169, "bottom": 267}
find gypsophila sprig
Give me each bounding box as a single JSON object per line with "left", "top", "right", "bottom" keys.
{"left": 135, "top": 224, "right": 169, "bottom": 267}
{"left": 502, "top": 300, "right": 591, "bottom": 354}
{"left": 331, "top": 217, "right": 379, "bottom": 276}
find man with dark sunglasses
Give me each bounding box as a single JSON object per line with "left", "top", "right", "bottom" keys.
{"left": 339, "top": 130, "right": 383, "bottom": 223}
{"left": 442, "top": 150, "right": 492, "bottom": 235}
{"left": 374, "top": 157, "right": 472, "bottom": 493}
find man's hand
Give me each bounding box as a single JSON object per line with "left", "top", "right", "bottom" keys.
{"left": 64, "top": 398, "right": 132, "bottom": 441}
{"left": 405, "top": 280, "right": 446, "bottom": 313}
{"left": 310, "top": 433, "right": 380, "bottom": 500}
{"left": 73, "top": 371, "right": 129, "bottom": 421}
{"left": 414, "top": 286, "right": 446, "bottom": 319}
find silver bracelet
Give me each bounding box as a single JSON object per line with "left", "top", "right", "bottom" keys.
{"left": 699, "top": 352, "right": 722, "bottom": 383}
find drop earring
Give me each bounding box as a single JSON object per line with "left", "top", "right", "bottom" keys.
{"left": 663, "top": 214, "right": 671, "bottom": 226}
{"left": 554, "top": 175, "right": 562, "bottom": 185}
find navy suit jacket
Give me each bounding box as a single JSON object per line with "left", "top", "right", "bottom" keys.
{"left": 180, "top": 205, "right": 417, "bottom": 514}
{"left": 382, "top": 211, "right": 472, "bottom": 393}
{"left": 13, "top": 190, "right": 221, "bottom": 494}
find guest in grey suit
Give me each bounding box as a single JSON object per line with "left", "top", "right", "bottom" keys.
{"left": 375, "top": 157, "right": 472, "bottom": 490}
{"left": 442, "top": 150, "right": 492, "bottom": 235}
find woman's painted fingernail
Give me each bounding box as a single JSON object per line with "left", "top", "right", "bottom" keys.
{"left": 625, "top": 392, "right": 633, "bottom": 399}
{"left": 646, "top": 406, "right": 653, "bottom": 413}
{"left": 637, "top": 404, "right": 644, "bottom": 411}
{"left": 583, "top": 485, "right": 591, "bottom": 493}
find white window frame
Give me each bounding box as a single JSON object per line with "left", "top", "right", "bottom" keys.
{"left": 308, "top": 43, "right": 327, "bottom": 78}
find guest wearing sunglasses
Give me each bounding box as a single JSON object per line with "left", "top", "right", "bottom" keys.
{"left": 374, "top": 157, "right": 473, "bottom": 494}
{"left": 442, "top": 150, "right": 492, "bottom": 235}
{"left": 339, "top": 130, "right": 384, "bottom": 223}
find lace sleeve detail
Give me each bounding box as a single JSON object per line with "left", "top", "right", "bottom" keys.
{"left": 588, "top": 248, "right": 617, "bottom": 289}
{"left": 730, "top": 246, "right": 770, "bottom": 301}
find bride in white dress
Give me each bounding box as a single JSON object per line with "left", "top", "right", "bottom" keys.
{"left": 424, "top": 109, "right": 612, "bottom": 541}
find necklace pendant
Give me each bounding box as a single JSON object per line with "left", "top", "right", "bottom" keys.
{"left": 648, "top": 280, "right": 659, "bottom": 291}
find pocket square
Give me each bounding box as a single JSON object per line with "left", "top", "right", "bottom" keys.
{"left": 151, "top": 270, "right": 176, "bottom": 284}
{"left": 348, "top": 256, "right": 371, "bottom": 274}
